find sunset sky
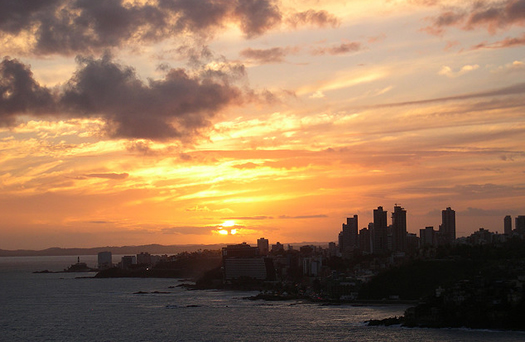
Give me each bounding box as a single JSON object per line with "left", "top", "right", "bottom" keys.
{"left": 1, "top": 0, "right": 524, "bottom": 249}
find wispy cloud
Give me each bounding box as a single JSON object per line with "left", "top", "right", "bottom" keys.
{"left": 223, "top": 216, "right": 273, "bottom": 220}
{"left": 85, "top": 173, "right": 129, "bottom": 180}
{"left": 279, "top": 214, "right": 328, "bottom": 219}
{"left": 239, "top": 46, "right": 298, "bottom": 64}
{"left": 310, "top": 42, "right": 362, "bottom": 56}
{"left": 472, "top": 33, "right": 525, "bottom": 49}
{"left": 286, "top": 9, "right": 340, "bottom": 28}
{"left": 372, "top": 82, "right": 525, "bottom": 108}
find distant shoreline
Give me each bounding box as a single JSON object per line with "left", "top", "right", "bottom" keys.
{"left": 0, "top": 242, "right": 330, "bottom": 257}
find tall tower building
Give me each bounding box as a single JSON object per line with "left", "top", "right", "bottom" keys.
{"left": 372, "top": 206, "right": 388, "bottom": 254}
{"left": 257, "top": 237, "right": 269, "bottom": 256}
{"left": 339, "top": 215, "right": 358, "bottom": 257}
{"left": 97, "top": 251, "right": 112, "bottom": 270}
{"left": 516, "top": 216, "right": 525, "bottom": 236}
{"left": 504, "top": 215, "right": 512, "bottom": 235}
{"left": 391, "top": 205, "right": 407, "bottom": 252}
{"left": 440, "top": 207, "right": 456, "bottom": 244}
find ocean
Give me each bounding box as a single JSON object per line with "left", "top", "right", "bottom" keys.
{"left": 1, "top": 256, "right": 524, "bottom": 341}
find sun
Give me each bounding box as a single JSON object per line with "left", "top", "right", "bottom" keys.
{"left": 215, "top": 220, "right": 238, "bottom": 235}
{"left": 221, "top": 220, "right": 235, "bottom": 227}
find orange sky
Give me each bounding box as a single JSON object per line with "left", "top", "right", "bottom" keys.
{"left": 1, "top": 0, "right": 524, "bottom": 249}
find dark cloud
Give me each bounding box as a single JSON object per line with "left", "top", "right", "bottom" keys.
{"left": 159, "top": 0, "right": 281, "bottom": 38}
{"left": 233, "top": 0, "right": 282, "bottom": 38}
{"left": 311, "top": 42, "right": 362, "bottom": 55}
{"left": 0, "top": 0, "right": 60, "bottom": 34}
{"left": 0, "top": 0, "right": 295, "bottom": 55}
{"left": 239, "top": 47, "right": 292, "bottom": 64}
{"left": 286, "top": 10, "right": 340, "bottom": 28}
{"left": 0, "top": 57, "right": 55, "bottom": 126}
{"left": 425, "top": 0, "right": 525, "bottom": 35}
{"left": 1, "top": 54, "right": 247, "bottom": 141}
{"left": 85, "top": 173, "right": 129, "bottom": 180}
{"left": 60, "top": 54, "right": 244, "bottom": 140}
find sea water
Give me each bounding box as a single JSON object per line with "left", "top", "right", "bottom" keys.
{"left": 1, "top": 256, "right": 524, "bottom": 342}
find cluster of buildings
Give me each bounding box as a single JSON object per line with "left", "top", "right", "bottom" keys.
{"left": 504, "top": 215, "right": 525, "bottom": 236}
{"left": 91, "top": 208, "right": 524, "bottom": 294}
{"left": 221, "top": 207, "right": 525, "bottom": 285}
{"left": 221, "top": 239, "right": 329, "bottom": 283}
{"left": 96, "top": 251, "right": 176, "bottom": 270}
{"left": 338, "top": 206, "right": 456, "bottom": 258}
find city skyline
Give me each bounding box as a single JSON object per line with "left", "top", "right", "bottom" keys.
{"left": 1, "top": 1, "right": 524, "bottom": 249}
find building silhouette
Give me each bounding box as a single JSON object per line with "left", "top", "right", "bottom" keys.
{"left": 440, "top": 207, "right": 456, "bottom": 244}
{"left": 257, "top": 237, "right": 269, "bottom": 256}
{"left": 339, "top": 215, "right": 358, "bottom": 257}
{"left": 372, "top": 206, "right": 388, "bottom": 254}
{"left": 504, "top": 215, "right": 512, "bottom": 235}
{"left": 516, "top": 216, "right": 525, "bottom": 236}
{"left": 97, "top": 251, "right": 112, "bottom": 269}
{"left": 359, "top": 226, "right": 372, "bottom": 254}
{"left": 420, "top": 226, "right": 436, "bottom": 247}
{"left": 222, "top": 242, "right": 274, "bottom": 281}
{"left": 391, "top": 205, "right": 407, "bottom": 252}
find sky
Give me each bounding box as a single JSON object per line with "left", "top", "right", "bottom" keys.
{"left": 0, "top": 0, "right": 524, "bottom": 250}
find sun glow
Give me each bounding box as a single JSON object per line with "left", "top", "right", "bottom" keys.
{"left": 222, "top": 220, "right": 235, "bottom": 227}
{"left": 216, "top": 220, "right": 238, "bottom": 236}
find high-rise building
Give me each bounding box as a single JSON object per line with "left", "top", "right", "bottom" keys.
{"left": 372, "top": 206, "right": 388, "bottom": 254}
{"left": 440, "top": 207, "right": 456, "bottom": 244}
{"left": 504, "top": 215, "right": 512, "bottom": 235}
{"left": 97, "top": 251, "right": 112, "bottom": 269}
{"left": 516, "top": 216, "right": 525, "bottom": 236}
{"left": 420, "top": 226, "right": 436, "bottom": 247}
{"left": 358, "top": 227, "right": 371, "bottom": 254}
{"left": 339, "top": 215, "right": 358, "bottom": 257}
{"left": 257, "top": 237, "right": 269, "bottom": 256}
{"left": 391, "top": 205, "right": 407, "bottom": 252}
{"left": 328, "top": 242, "right": 338, "bottom": 257}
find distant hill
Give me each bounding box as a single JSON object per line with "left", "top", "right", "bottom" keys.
{"left": 0, "top": 244, "right": 226, "bottom": 257}
{"left": 0, "top": 241, "right": 330, "bottom": 257}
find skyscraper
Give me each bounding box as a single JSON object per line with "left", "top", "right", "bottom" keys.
{"left": 257, "top": 237, "right": 269, "bottom": 256}
{"left": 504, "top": 215, "right": 512, "bottom": 235}
{"left": 391, "top": 205, "right": 407, "bottom": 252}
{"left": 372, "top": 206, "right": 388, "bottom": 254}
{"left": 339, "top": 215, "right": 358, "bottom": 257}
{"left": 516, "top": 216, "right": 525, "bottom": 236}
{"left": 440, "top": 207, "right": 456, "bottom": 244}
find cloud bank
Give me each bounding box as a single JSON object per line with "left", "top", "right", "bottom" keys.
{"left": 0, "top": 0, "right": 340, "bottom": 56}
{"left": 1, "top": 54, "right": 246, "bottom": 140}
{"left": 425, "top": 0, "right": 525, "bottom": 34}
